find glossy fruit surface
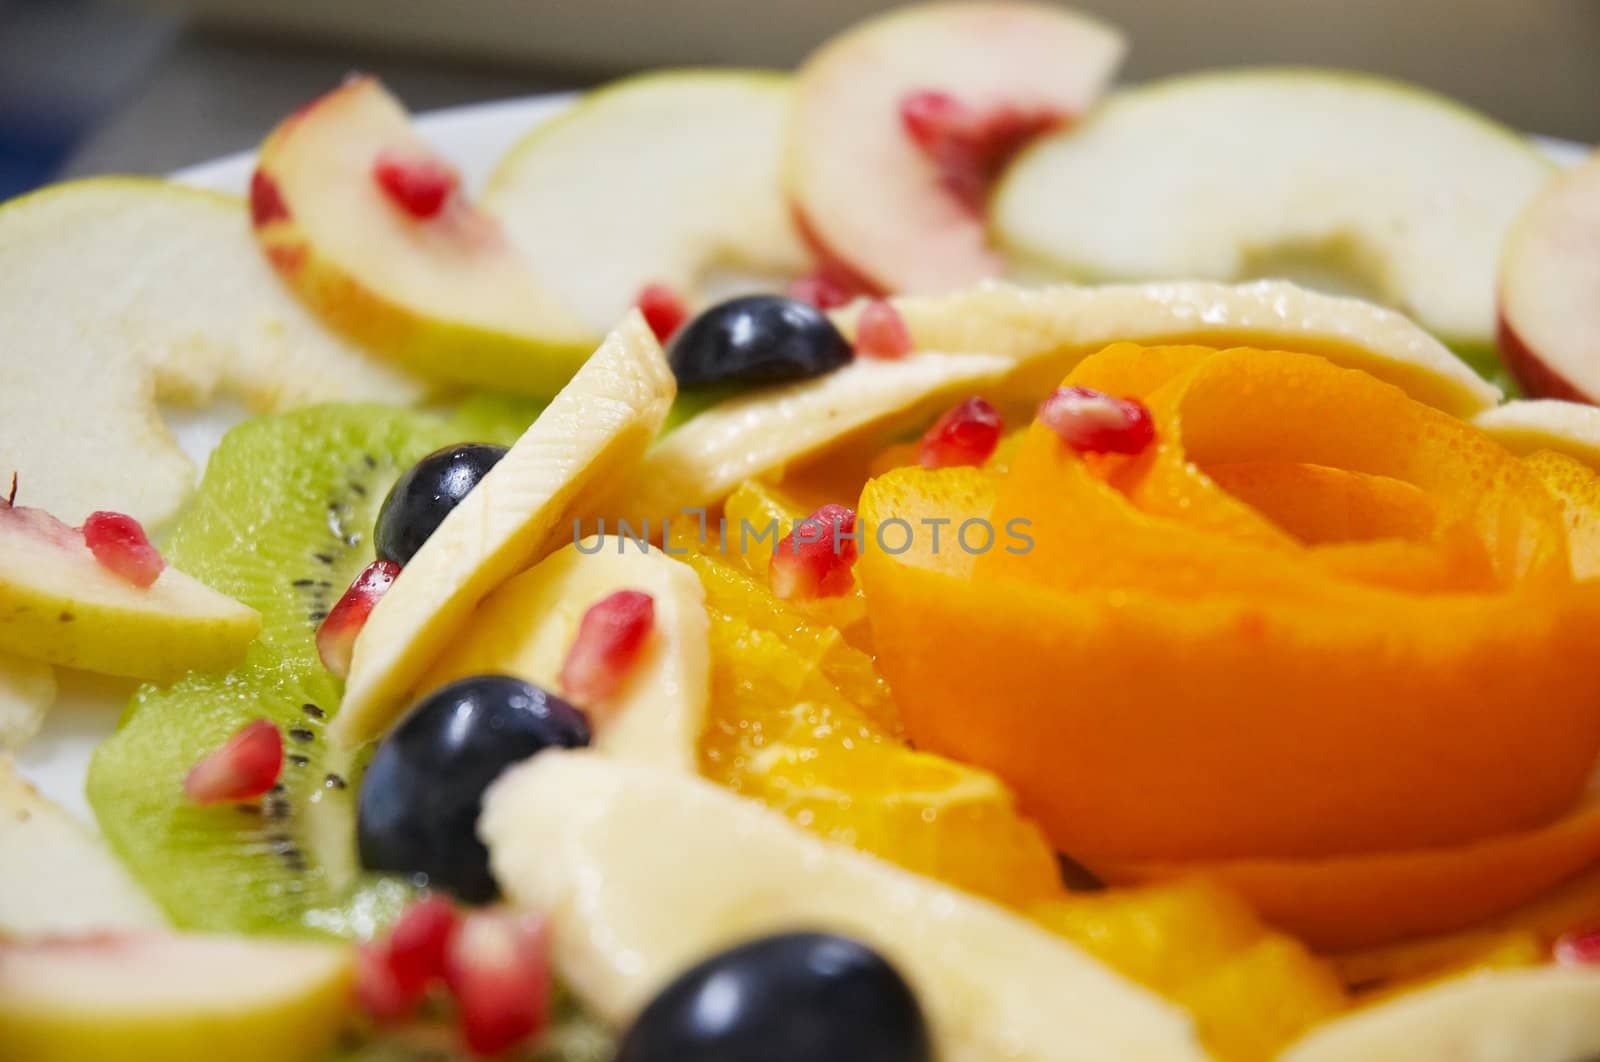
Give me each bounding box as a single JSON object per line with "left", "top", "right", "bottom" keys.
{"left": 666, "top": 295, "right": 852, "bottom": 387}
{"left": 615, "top": 932, "right": 930, "bottom": 1062}
{"left": 374, "top": 443, "right": 507, "bottom": 566}
{"left": 357, "top": 675, "right": 589, "bottom": 902}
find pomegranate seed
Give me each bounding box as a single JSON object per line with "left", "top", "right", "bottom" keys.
{"left": 854, "top": 299, "right": 913, "bottom": 360}
{"left": 248, "top": 169, "right": 290, "bottom": 226}
{"left": 899, "top": 90, "right": 968, "bottom": 152}
{"left": 1039, "top": 386, "right": 1156, "bottom": 456}
{"left": 373, "top": 150, "right": 459, "bottom": 220}
{"left": 898, "top": 89, "right": 1064, "bottom": 214}
{"left": 1555, "top": 926, "right": 1600, "bottom": 965}
{"left": 183, "top": 719, "right": 283, "bottom": 805}
{"left": 771, "top": 504, "right": 859, "bottom": 600}
{"left": 787, "top": 271, "right": 856, "bottom": 311}
{"left": 354, "top": 940, "right": 425, "bottom": 1023}
{"left": 559, "top": 590, "right": 655, "bottom": 709}
{"left": 318, "top": 560, "right": 401, "bottom": 678}
{"left": 920, "top": 396, "right": 1004, "bottom": 469}
{"left": 636, "top": 283, "right": 689, "bottom": 342}
{"left": 445, "top": 908, "right": 552, "bottom": 1056}
{"left": 83, "top": 511, "right": 164, "bottom": 588}
{"left": 355, "top": 896, "right": 460, "bottom": 1022}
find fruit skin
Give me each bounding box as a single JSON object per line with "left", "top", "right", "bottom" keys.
{"left": 375, "top": 443, "right": 509, "bottom": 566}
{"left": 667, "top": 295, "right": 853, "bottom": 387}
{"left": 252, "top": 76, "right": 597, "bottom": 397}
{"left": 616, "top": 932, "right": 931, "bottom": 1062}
{"left": 0, "top": 931, "right": 355, "bottom": 1062}
{"left": 787, "top": 1, "right": 1125, "bottom": 294}
{"left": 358, "top": 675, "right": 590, "bottom": 903}
{"left": 1496, "top": 151, "right": 1600, "bottom": 402}
{"left": 334, "top": 312, "right": 676, "bottom": 747}
{"left": 0, "top": 498, "right": 260, "bottom": 683}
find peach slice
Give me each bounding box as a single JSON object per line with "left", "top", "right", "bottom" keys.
{"left": 1498, "top": 150, "right": 1600, "bottom": 400}
{"left": 787, "top": 2, "right": 1123, "bottom": 294}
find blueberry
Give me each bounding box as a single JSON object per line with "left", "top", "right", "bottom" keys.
{"left": 356, "top": 675, "right": 589, "bottom": 903}
{"left": 616, "top": 932, "right": 931, "bottom": 1062}
{"left": 375, "top": 443, "right": 507, "bottom": 566}
{"left": 667, "top": 295, "right": 853, "bottom": 388}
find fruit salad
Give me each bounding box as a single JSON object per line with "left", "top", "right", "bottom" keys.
{"left": 5, "top": 3, "right": 1600, "bottom": 1060}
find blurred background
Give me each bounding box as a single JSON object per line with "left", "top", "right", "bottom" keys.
{"left": 2, "top": 0, "right": 1597, "bottom": 200}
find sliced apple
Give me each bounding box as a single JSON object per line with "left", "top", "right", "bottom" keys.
{"left": 0, "top": 931, "right": 353, "bottom": 1062}
{"left": 1283, "top": 967, "right": 1600, "bottom": 1062}
{"left": 788, "top": 1, "right": 1124, "bottom": 294}
{"left": 841, "top": 280, "right": 1499, "bottom": 417}
{"left": 332, "top": 313, "right": 675, "bottom": 747}
{"left": 419, "top": 539, "right": 709, "bottom": 772}
{"left": 483, "top": 70, "right": 809, "bottom": 333}
{"left": 0, "top": 499, "right": 259, "bottom": 682}
{"left": 623, "top": 351, "right": 1010, "bottom": 518}
{"left": 1475, "top": 399, "right": 1600, "bottom": 467}
{"left": 995, "top": 70, "right": 1554, "bottom": 359}
{"left": 252, "top": 76, "right": 597, "bottom": 396}
{"left": 0, "top": 178, "right": 425, "bottom": 528}
{"left": 0, "top": 651, "right": 54, "bottom": 750}
{"left": 1498, "top": 150, "right": 1600, "bottom": 400}
{"left": 0, "top": 757, "right": 166, "bottom": 933}
{"left": 482, "top": 752, "right": 1207, "bottom": 1062}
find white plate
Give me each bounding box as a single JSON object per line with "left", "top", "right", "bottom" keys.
{"left": 12, "top": 92, "right": 1590, "bottom": 827}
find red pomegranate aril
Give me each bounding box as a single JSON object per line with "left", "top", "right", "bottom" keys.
{"left": 1039, "top": 386, "right": 1156, "bottom": 456}
{"left": 373, "top": 150, "right": 459, "bottom": 220}
{"left": 445, "top": 908, "right": 552, "bottom": 1056}
{"left": 920, "top": 396, "right": 1004, "bottom": 469}
{"left": 636, "top": 283, "right": 690, "bottom": 342}
{"left": 387, "top": 896, "right": 461, "bottom": 994}
{"left": 1554, "top": 926, "right": 1600, "bottom": 965}
{"left": 183, "top": 719, "right": 283, "bottom": 805}
{"left": 854, "top": 299, "right": 913, "bottom": 360}
{"left": 899, "top": 89, "right": 968, "bottom": 152}
{"left": 355, "top": 940, "right": 426, "bottom": 1023}
{"left": 559, "top": 589, "right": 656, "bottom": 709}
{"left": 82, "top": 511, "right": 165, "bottom": 588}
{"left": 318, "top": 560, "right": 401, "bottom": 679}
{"left": 787, "top": 271, "right": 856, "bottom": 311}
{"left": 771, "top": 503, "right": 859, "bottom": 600}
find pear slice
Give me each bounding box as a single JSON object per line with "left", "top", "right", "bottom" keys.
{"left": 253, "top": 76, "right": 597, "bottom": 396}
{"left": 483, "top": 70, "right": 808, "bottom": 332}
{"left": 994, "top": 70, "right": 1554, "bottom": 358}
{"left": 0, "top": 931, "right": 353, "bottom": 1062}
{"left": 0, "top": 757, "right": 166, "bottom": 934}
{"left": 623, "top": 351, "right": 1010, "bottom": 518}
{"left": 0, "top": 178, "right": 425, "bottom": 529}
{"left": 840, "top": 280, "right": 1499, "bottom": 417}
{"left": 1283, "top": 967, "right": 1600, "bottom": 1062}
{"left": 482, "top": 753, "right": 1208, "bottom": 1062}
{"left": 0, "top": 500, "right": 259, "bottom": 683}
{"left": 0, "top": 651, "right": 54, "bottom": 750}
{"left": 420, "top": 539, "right": 709, "bottom": 772}
{"left": 333, "top": 313, "right": 676, "bottom": 746}
{"left": 1475, "top": 399, "right": 1600, "bottom": 468}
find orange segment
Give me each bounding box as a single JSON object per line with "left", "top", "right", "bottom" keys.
{"left": 1524, "top": 448, "right": 1600, "bottom": 579}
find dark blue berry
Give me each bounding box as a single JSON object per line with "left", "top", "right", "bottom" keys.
{"left": 375, "top": 443, "right": 507, "bottom": 565}
{"left": 666, "top": 296, "right": 853, "bottom": 388}
{"left": 357, "top": 675, "right": 589, "bottom": 903}
{"left": 616, "top": 931, "right": 931, "bottom": 1062}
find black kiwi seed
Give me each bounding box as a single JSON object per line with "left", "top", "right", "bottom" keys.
{"left": 287, "top": 754, "right": 309, "bottom": 768}
{"left": 288, "top": 727, "right": 315, "bottom": 744}
{"left": 324, "top": 773, "right": 347, "bottom": 790}
{"left": 301, "top": 703, "right": 325, "bottom": 720}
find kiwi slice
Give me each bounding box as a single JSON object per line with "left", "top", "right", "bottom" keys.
{"left": 88, "top": 403, "right": 459, "bottom": 935}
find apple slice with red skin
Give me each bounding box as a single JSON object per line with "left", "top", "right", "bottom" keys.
{"left": 787, "top": 2, "right": 1125, "bottom": 295}
{"left": 1499, "top": 151, "right": 1600, "bottom": 402}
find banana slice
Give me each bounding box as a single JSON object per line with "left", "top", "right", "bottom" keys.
{"left": 419, "top": 539, "right": 708, "bottom": 771}
{"left": 333, "top": 313, "right": 676, "bottom": 746}
{"left": 0, "top": 652, "right": 54, "bottom": 750}
{"left": 1475, "top": 399, "right": 1600, "bottom": 469}
{"left": 623, "top": 351, "right": 1009, "bottom": 518}
{"left": 482, "top": 753, "right": 1208, "bottom": 1062}
{"left": 836, "top": 280, "right": 1499, "bottom": 417}
{"left": 1283, "top": 967, "right": 1600, "bottom": 1062}
{"left": 0, "top": 757, "right": 166, "bottom": 933}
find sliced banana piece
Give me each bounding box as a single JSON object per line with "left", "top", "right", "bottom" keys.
{"left": 419, "top": 539, "right": 708, "bottom": 771}
{"left": 0, "top": 756, "right": 166, "bottom": 933}
{"left": 482, "top": 753, "right": 1209, "bottom": 1062}
{"left": 623, "top": 351, "right": 1009, "bottom": 518}
{"left": 0, "top": 651, "right": 54, "bottom": 750}
{"left": 1283, "top": 967, "right": 1600, "bottom": 1062}
{"left": 333, "top": 313, "right": 676, "bottom": 747}
{"left": 835, "top": 280, "right": 1499, "bottom": 417}
{"left": 1475, "top": 399, "right": 1600, "bottom": 468}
